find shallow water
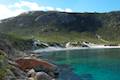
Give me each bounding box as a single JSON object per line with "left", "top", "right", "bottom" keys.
{"left": 40, "top": 48, "right": 120, "bottom": 80}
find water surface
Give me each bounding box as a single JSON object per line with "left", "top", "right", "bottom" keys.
{"left": 41, "top": 48, "right": 120, "bottom": 80}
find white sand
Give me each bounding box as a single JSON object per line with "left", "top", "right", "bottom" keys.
{"left": 33, "top": 46, "right": 120, "bottom": 53}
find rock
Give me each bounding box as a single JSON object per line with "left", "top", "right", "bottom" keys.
{"left": 28, "top": 77, "right": 35, "bottom": 80}
{"left": 48, "top": 42, "right": 64, "bottom": 48}
{"left": 4, "top": 66, "right": 28, "bottom": 80}
{"left": 0, "top": 50, "right": 7, "bottom": 57}
{"left": 0, "top": 39, "right": 15, "bottom": 58}
{"left": 27, "top": 69, "right": 55, "bottom": 80}
{"left": 4, "top": 69, "right": 16, "bottom": 80}
{"left": 0, "top": 50, "right": 27, "bottom": 80}
{"left": 15, "top": 58, "right": 59, "bottom": 78}
{"left": 15, "top": 58, "right": 56, "bottom": 71}
{"left": 36, "top": 72, "right": 53, "bottom": 80}
{"left": 27, "top": 69, "right": 36, "bottom": 77}
{"left": 10, "top": 66, "right": 27, "bottom": 79}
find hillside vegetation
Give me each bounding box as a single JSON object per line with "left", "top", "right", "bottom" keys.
{"left": 0, "top": 11, "right": 120, "bottom": 44}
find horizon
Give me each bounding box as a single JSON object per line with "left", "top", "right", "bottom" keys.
{"left": 0, "top": 0, "right": 120, "bottom": 20}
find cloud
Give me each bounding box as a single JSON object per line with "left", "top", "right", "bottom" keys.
{"left": 11, "top": 1, "right": 44, "bottom": 11}
{"left": 64, "top": 8, "right": 73, "bottom": 12}
{"left": 0, "top": 1, "right": 73, "bottom": 20}
{"left": 56, "top": 8, "right": 64, "bottom": 12}
{"left": 0, "top": 4, "right": 25, "bottom": 20}
{"left": 46, "top": 6, "right": 55, "bottom": 11}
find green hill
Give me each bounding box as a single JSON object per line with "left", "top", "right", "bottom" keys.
{"left": 0, "top": 11, "right": 120, "bottom": 43}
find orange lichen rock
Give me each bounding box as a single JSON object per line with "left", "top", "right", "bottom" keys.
{"left": 15, "top": 58, "right": 56, "bottom": 72}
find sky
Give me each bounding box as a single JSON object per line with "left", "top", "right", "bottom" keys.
{"left": 0, "top": 0, "right": 120, "bottom": 20}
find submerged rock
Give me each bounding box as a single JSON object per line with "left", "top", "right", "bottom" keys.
{"left": 79, "top": 74, "right": 94, "bottom": 80}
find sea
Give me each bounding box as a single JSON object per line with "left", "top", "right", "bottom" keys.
{"left": 39, "top": 48, "right": 120, "bottom": 80}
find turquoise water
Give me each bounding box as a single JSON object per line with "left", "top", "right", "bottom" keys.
{"left": 41, "top": 48, "right": 120, "bottom": 80}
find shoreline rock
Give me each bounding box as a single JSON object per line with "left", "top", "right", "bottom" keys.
{"left": 0, "top": 35, "right": 59, "bottom": 80}
{"left": 15, "top": 58, "right": 59, "bottom": 79}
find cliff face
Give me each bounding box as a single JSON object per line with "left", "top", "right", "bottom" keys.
{"left": 0, "top": 39, "right": 15, "bottom": 58}
{"left": 0, "top": 11, "right": 120, "bottom": 41}
{"left": 0, "top": 33, "right": 34, "bottom": 52}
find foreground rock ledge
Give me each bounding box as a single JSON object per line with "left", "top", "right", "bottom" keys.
{"left": 15, "top": 58, "right": 59, "bottom": 79}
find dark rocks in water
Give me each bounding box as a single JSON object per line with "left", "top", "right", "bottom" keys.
{"left": 58, "top": 65, "right": 81, "bottom": 80}
{"left": 79, "top": 74, "right": 94, "bottom": 80}
{"left": 58, "top": 64, "right": 95, "bottom": 80}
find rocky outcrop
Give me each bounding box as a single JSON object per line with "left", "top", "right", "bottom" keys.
{"left": 0, "top": 50, "right": 27, "bottom": 80}
{"left": 15, "top": 58, "right": 59, "bottom": 78}
{"left": 0, "top": 37, "right": 28, "bottom": 79}
{"left": 0, "top": 33, "right": 34, "bottom": 51}
{"left": 28, "top": 69, "right": 53, "bottom": 80}
{"left": 0, "top": 49, "right": 59, "bottom": 80}
{"left": 4, "top": 66, "right": 27, "bottom": 80}
{"left": 0, "top": 33, "right": 59, "bottom": 80}
{"left": 0, "top": 39, "right": 15, "bottom": 58}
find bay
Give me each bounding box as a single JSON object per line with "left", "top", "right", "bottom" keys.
{"left": 40, "top": 48, "right": 120, "bottom": 80}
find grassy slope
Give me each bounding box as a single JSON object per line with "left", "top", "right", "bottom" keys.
{"left": 8, "top": 31, "right": 113, "bottom": 44}
{"left": 0, "top": 11, "right": 120, "bottom": 44}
